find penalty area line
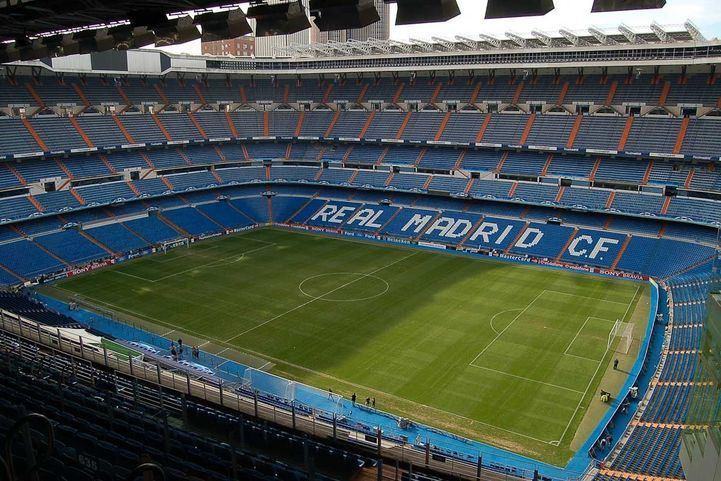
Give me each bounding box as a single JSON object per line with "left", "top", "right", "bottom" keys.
{"left": 469, "top": 289, "right": 546, "bottom": 366}
{"left": 113, "top": 243, "right": 276, "bottom": 283}
{"left": 468, "top": 364, "right": 585, "bottom": 395}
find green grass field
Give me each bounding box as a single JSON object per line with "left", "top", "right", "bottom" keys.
{"left": 47, "top": 228, "right": 649, "bottom": 465}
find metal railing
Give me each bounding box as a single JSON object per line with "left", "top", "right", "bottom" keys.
{"left": 0, "top": 308, "right": 544, "bottom": 481}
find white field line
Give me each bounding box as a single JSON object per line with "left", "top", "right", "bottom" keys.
{"left": 622, "top": 285, "right": 642, "bottom": 323}
{"left": 543, "top": 289, "right": 631, "bottom": 306}
{"left": 219, "top": 251, "right": 418, "bottom": 348}
{"left": 154, "top": 243, "right": 276, "bottom": 281}
{"left": 564, "top": 352, "right": 605, "bottom": 363}
{"left": 231, "top": 345, "right": 559, "bottom": 445}
{"left": 555, "top": 284, "right": 641, "bottom": 445}
{"left": 488, "top": 308, "right": 522, "bottom": 335}
{"left": 58, "top": 284, "right": 559, "bottom": 445}
{"left": 148, "top": 245, "right": 221, "bottom": 264}
{"left": 468, "top": 290, "right": 546, "bottom": 366}
{"left": 467, "top": 364, "right": 585, "bottom": 394}
{"left": 563, "top": 316, "right": 616, "bottom": 358}
{"left": 114, "top": 243, "right": 276, "bottom": 283}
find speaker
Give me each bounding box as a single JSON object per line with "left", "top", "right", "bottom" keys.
{"left": 485, "top": 0, "right": 555, "bottom": 19}
{"left": 310, "top": 0, "right": 380, "bottom": 31}
{"left": 247, "top": 0, "right": 312, "bottom": 37}
{"left": 591, "top": 0, "right": 666, "bottom": 12}
{"left": 394, "top": 0, "right": 460, "bottom": 25}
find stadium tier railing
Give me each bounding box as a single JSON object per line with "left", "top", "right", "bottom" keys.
{"left": 0, "top": 304, "right": 581, "bottom": 481}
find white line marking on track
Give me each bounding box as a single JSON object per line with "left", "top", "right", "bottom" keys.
{"left": 467, "top": 364, "right": 585, "bottom": 394}
{"left": 219, "top": 252, "right": 418, "bottom": 348}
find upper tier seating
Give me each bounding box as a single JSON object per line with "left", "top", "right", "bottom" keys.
{"left": 0, "top": 112, "right": 720, "bottom": 161}
{"left": 6, "top": 73, "right": 721, "bottom": 108}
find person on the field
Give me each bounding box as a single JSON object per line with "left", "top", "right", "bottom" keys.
{"left": 613, "top": 359, "right": 619, "bottom": 370}
{"left": 372, "top": 397, "right": 375, "bottom": 408}
{"left": 351, "top": 393, "right": 356, "bottom": 405}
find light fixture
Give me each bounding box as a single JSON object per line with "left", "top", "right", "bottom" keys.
{"left": 247, "top": 0, "right": 313, "bottom": 37}
{"left": 195, "top": 9, "right": 252, "bottom": 42}
{"left": 484, "top": 0, "right": 555, "bottom": 19}
{"left": 310, "top": 0, "right": 380, "bottom": 31}
{"left": 391, "top": 0, "right": 460, "bottom": 25}
{"left": 591, "top": 0, "right": 666, "bottom": 12}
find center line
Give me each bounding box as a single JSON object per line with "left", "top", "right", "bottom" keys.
{"left": 220, "top": 252, "right": 418, "bottom": 347}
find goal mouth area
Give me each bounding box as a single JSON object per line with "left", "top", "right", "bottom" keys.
{"left": 608, "top": 319, "right": 634, "bottom": 355}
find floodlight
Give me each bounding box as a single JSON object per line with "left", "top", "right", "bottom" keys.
{"left": 195, "top": 9, "right": 252, "bottom": 42}
{"left": 153, "top": 15, "right": 201, "bottom": 47}
{"left": 591, "top": 0, "right": 666, "bottom": 12}
{"left": 247, "top": 1, "right": 312, "bottom": 37}
{"left": 391, "top": 0, "right": 460, "bottom": 25}
{"left": 310, "top": 0, "right": 380, "bottom": 31}
{"left": 485, "top": 0, "right": 555, "bottom": 19}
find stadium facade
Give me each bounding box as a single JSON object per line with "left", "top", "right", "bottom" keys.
{"left": 0, "top": 22, "right": 719, "bottom": 481}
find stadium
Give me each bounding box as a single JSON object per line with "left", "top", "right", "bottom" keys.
{"left": 0, "top": 1, "right": 720, "bottom": 480}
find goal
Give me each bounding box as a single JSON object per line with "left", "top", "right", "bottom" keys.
{"left": 242, "top": 368, "right": 296, "bottom": 402}
{"left": 160, "top": 237, "right": 190, "bottom": 254}
{"left": 241, "top": 368, "right": 344, "bottom": 415}
{"left": 608, "top": 319, "right": 634, "bottom": 354}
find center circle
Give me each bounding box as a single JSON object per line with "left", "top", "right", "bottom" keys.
{"left": 298, "top": 272, "right": 390, "bottom": 302}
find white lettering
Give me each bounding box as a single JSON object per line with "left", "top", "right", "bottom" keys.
{"left": 447, "top": 219, "right": 473, "bottom": 239}
{"left": 329, "top": 206, "right": 357, "bottom": 224}
{"left": 401, "top": 214, "right": 433, "bottom": 234}
{"left": 311, "top": 204, "right": 338, "bottom": 222}
{"left": 495, "top": 225, "right": 514, "bottom": 245}
{"left": 589, "top": 238, "right": 620, "bottom": 260}
{"left": 426, "top": 217, "right": 455, "bottom": 237}
{"left": 515, "top": 228, "right": 544, "bottom": 249}
{"left": 568, "top": 235, "right": 593, "bottom": 257}
{"left": 469, "top": 222, "right": 498, "bottom": 244}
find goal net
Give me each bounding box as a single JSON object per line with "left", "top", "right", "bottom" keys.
{"left": 240, "top": 368, "right": 345, "bottom": 415}
{"left": 160, "top": 237, "right": 190, "bottom": 254}
{"left": 242, "top": 368, "right": 296, "bottom": 402}
{"left": 608, "top": 319, "right": 633, "bottom": 354}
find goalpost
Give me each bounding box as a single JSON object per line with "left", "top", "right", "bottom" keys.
{"left": 242, "top": 368, "right": 296, "bottom": 402}
{"left": 608, "top": 319, "right": 634, "bottom": 354}
{"left": 160, "top": 238, "right": 190, "bottom": 254}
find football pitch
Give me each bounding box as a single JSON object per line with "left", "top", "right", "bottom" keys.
{"left": 47, "top": 227, "right": 650, "bottom": 465}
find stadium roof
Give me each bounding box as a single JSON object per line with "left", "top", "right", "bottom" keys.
{"left": 275, "top": 21, "right": 706, "bottom": 58}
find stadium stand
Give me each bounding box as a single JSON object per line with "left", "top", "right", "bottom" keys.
{"left": 0, "top": 33, "right": 720, "bottom": 481}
